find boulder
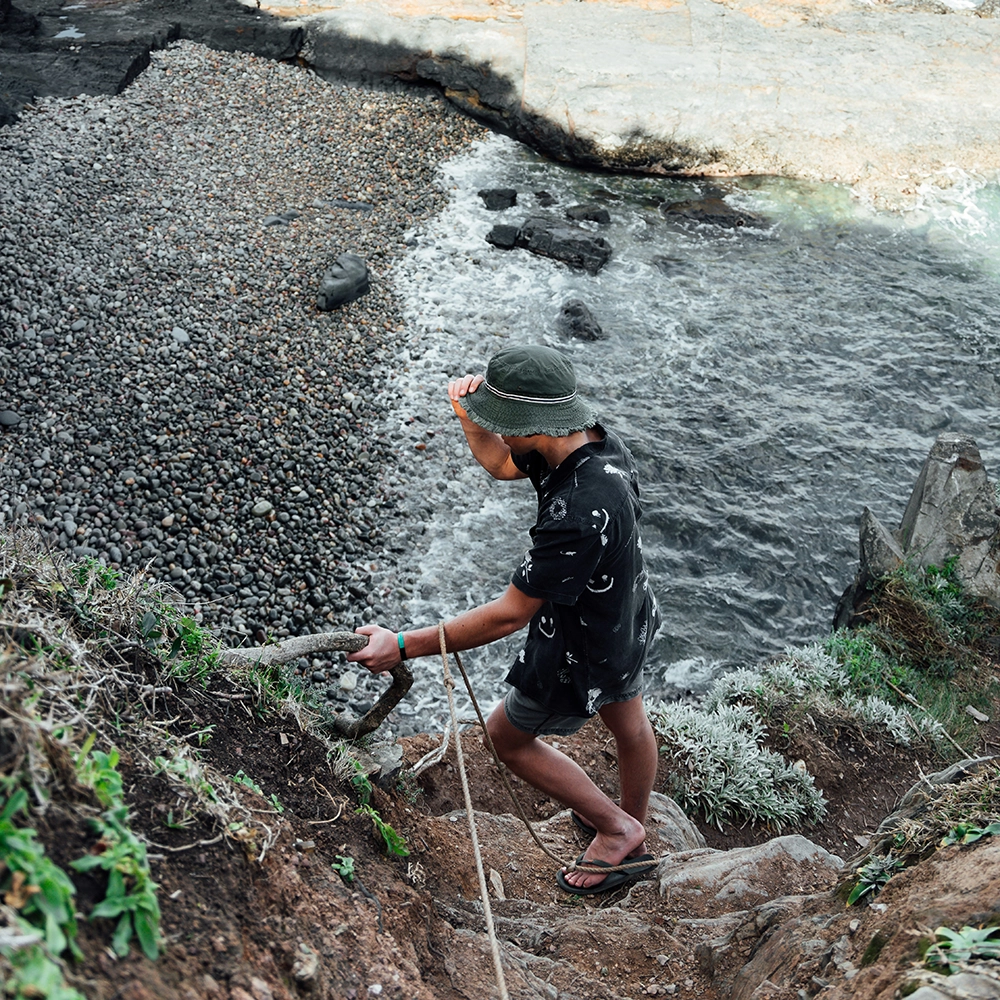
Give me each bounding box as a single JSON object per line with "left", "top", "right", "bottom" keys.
{"left": 836, "top": 432, "right": 1000, "bottom": 626}
{"left": 661, "top": 197, "right": 763, "bottom": 230}
{"left": 554, "top": 299, "right": 604, "bottom": 341}
{"left": 513, "top": 216, "right": 612, "bottom": 274}
{"left": 534, "top": 190, "right": 556, "bottom": 207}
{"left": 565, "top": 204, "right": 611, "bottom": 225}
{"left": 484, "top": 224, "right": 519, "bottom": 250}
{"left": 646, "top": 790, "right": 707, "bottom": 853}
{"left": 316, "top": 253, "right": 370, "bottom": 310}
{"left": 478, "top": 187, "right": 517, "bottom": 210}
{"left": 657, "top": 835, "right": 843, "bottom": 908}
{"left": 897, "top": 433, "right": 1000, "bottom": 602}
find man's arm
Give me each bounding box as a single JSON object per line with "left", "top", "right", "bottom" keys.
{"left": 449, "top": 374, "right": 526, "bottom": 481}
{"left": 346, "top": 583, "right": 544, "bottom": 674}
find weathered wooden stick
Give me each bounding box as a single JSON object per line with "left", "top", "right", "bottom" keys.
{"left": 219, "top": 631, "right": 413, "bottom": 740}
{"left": 218, "top": 631, "right": 369, "bottom": 668}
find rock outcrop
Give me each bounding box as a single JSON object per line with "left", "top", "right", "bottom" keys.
{"left": 836, "top": 432, "right": 1000, "bottom": 626}
{"left": 555, "top": 299, "right": 605, "bottom": 341}
{"left": 486, "top": 216, "right": 613, "bottom": 273}
{"left": 261, "top": 0, "right": 1000, "bottom": 207}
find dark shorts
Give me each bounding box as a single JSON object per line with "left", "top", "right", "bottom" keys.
{"left": 502, "top": 687, "right": 593, "bottom": 737}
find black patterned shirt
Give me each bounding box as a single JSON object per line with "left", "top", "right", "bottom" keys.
{"left": 506, "top": 426, "right": 660, "bottom": 716}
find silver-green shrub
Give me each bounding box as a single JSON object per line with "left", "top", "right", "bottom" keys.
{"left": 647, "top": 701, "right": 827, "bottom": 831}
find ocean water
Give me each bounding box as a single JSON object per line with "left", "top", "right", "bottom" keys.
{"left": 375, "top": 134, "right": 1000, "bottom": 731}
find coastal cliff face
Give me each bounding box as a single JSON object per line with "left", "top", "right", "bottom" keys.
{"left": 249, "top": 0, "right": 1000, "bottom": 207}
{"left": 3, "top": 0, "right": 1000, "bottom": 203}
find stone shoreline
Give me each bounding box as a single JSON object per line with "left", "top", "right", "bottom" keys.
{"left": 0, "top": 40, "right": 488, "bottom": 717}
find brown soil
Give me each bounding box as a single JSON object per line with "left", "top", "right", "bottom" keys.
{"left": 6, "top": 645, "right": 1000, "bottom": 1000}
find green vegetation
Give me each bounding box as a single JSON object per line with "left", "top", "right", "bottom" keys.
{"left": 71, "top": 737, "right": 162, "bottom": 960}
{"left": 650, "top": 555, "right": 999, "bottom": 831}
{"left": 349, "top": 761, "right": 408, "bottom": 856}
{"left": 941, "top": 821, "right": 1000, "bottom": 846}
{"left": 332, "top": 854, "right": 356, "bottom": 881}
{"left": 0, "top": 790, "right": 79, "bottom": 959}
{"left": 647, "top": 701, "right": 826, "bottom": 831}
{"left": 925, "top": 925, "right": 1000, "bottom": 973}
{"left": 846, "top": 853, "right": 904, "bottom": 906}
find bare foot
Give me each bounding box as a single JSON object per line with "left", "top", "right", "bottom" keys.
{"left": 560, "top": 815, "right": 647, "bottom": 890}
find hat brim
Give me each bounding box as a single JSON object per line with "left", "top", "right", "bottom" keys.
{"left": 462, "top": 385, "right": 596, "bottom": 437}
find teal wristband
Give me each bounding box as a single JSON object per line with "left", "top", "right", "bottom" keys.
{"left": 397, "top": 631, "right": 407, "bottom": 661}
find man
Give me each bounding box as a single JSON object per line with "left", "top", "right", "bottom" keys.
{"left": 348, "top": 344, "right": 660, "bottom": 894}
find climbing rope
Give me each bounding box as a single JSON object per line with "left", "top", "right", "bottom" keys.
{"left": 436, "top": 624, "right": 666, "bottom": 876}
{"left": 437, "top": 623, "right": 510, "bottom": 1000}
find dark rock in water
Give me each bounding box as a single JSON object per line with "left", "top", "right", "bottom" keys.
{"left": 835, "top": 431, "right": 1000, "bottom": 628}
{"left": 0, "top": 410, "right": 20, "bottom": 429}
{"left": 555, "top": 299, "right": 604, "bottom": 341}
{"left": 534, "top": 191, "right": 557, "bottom": 207}
{"left": 566, "top": 204, "right": 612, "bottom": 225}
{"left": 317, "top": 253, "right": 370, "bottom": 310}
{"left": 661, "top": 197, "right": 763, "bottom": 229}
{"left": 514, "top": 216, "right": 612, "bottom": 274}
{"left": 478, "top": 188, "right": 517, "bottom": 211}
{"left": 0, "top": 0, "right": 10, "bottom": 28}
{"left": 485, "top": 224, "right": 520, "bottom": 250}
{"left": 652, "top": 255, "right": 691, "bottom": 275}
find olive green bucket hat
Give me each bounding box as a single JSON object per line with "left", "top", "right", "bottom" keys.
{"left": 462, "top": 344, "right": 596, "bottom": 437}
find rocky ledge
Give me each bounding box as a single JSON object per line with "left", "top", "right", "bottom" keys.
{"left": 255, "top": 0, "right": 1000, "bottom": 208}
{"left": 4, "top": 0, "right": 1000, "bottom": 206}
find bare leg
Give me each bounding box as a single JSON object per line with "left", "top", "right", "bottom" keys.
{"left": 485, "top": 703, "right": 645, "bottom": 889}
{"left": 566, "top": 696, "right": 658, "bottom": 888}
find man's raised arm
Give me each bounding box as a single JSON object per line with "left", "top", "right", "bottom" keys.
{"left": 448, "top": 374, "right": 526, "bottom": 481}
{"left": 346, "top": 583, "right": 544, "bottom": 673}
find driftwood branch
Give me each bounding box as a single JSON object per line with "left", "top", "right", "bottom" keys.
{"left": 218, "top": 631, "right": 413, "bottom": 741}
{"left": 218, "top": 631, "right": 368, "bottom": 668}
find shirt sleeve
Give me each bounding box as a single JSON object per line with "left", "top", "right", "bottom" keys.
{"left": 511, "top": 517, "right": 606, "bottom": 605}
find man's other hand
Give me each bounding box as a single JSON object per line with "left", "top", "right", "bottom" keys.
{"left": 448, "top": 373, "right": 484, "bottom": 419}
{"left": 346, "top": 624, "right": 399, "bottom": 674}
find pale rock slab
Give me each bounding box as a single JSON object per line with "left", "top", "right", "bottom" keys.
{"left": 246, "top": 0, "right": 1000, "bottom": 206}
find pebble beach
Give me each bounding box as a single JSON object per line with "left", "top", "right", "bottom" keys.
{"left": 0, "top": 42, "right": 488, "bottom": 713}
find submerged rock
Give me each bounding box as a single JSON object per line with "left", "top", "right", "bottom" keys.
{"left": 555, "top": 299, "right": 604, "bottom": 341}
{"left": 484, "top": 216, "right": 613, "bottom": 272}
{"left": 661, "top": 197, "right": 763, "bottom": 230}
{"left": 478, "top": 187, "right": 517, "bottom": 210}
{"left": 566, "top": 203, "right": 611, "bottom": 224}
{"left": 515, "top": 216, "right": 612, "bottom": 273}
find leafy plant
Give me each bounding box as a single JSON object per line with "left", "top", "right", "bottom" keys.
{"left": 153, "top": 754, "right": 219, "bottom": 804}
{"left": 925, "top": 924, "right": 1000, "bottom": 973}
{"left": 356, "top": 804, "right": 409, "bottom": 857}
{"left": 941, "top": 821, "right": 1000, "bottom": 846}
{"left": 0, "top": 915, "right": 86, "bottom": 1000}
{"left": 350, "top": 761, "right": 374, "bottom": 806}
{"left": 648, "top": 701, "right": 826, "bottom": 830}
{"left": 332, "top": 855, "right": 355, "bottom": 881}
{"left": 846, "top": 854, "right": 904, "bottom": 906}
{"left": 231, "top": 770, "right": 264, "bottom": 796}
{"left": 72, "top": 739, "right": 161, "bottom": 960}
{"left": 0, "top": 790, "right": 80, "bottom": 958}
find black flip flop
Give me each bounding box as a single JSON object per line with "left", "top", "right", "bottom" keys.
{"left": 556, "top": 853, "right": 658, "bottom": 896}
{"left": 571, "top": 811, "right": 598, "bottom": 838}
